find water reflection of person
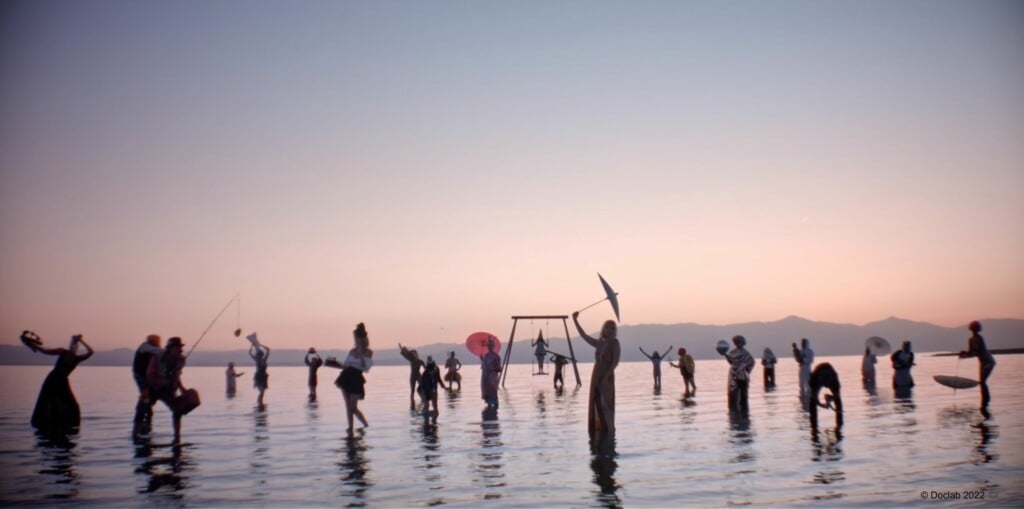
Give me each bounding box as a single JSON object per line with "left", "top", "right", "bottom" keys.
{"left": 476, "top": 406, "right": 504, "bottom": 497}
{"left": 809, "top": 428, "right": 845, "bottom": 487}
{"left": 960, "top": 321, "right": 996, "bottom": 410}
{"left": 35, "top": 432, "right": 79, "bottom": 499}
{"left": 972, "top": 415, "right": 997, "bottom": 465}
{"left": 134, "top": 438, "right": 193, "bottom": 494}
{"left": 589, "top": 434, "right": 620, "bottom": 508}
{"left": 337, "top": 435, "right": 372, "bottom": 503}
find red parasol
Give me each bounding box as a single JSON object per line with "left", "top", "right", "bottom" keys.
{"left": 466, "top": 331, "right": 501, "bottom": 357}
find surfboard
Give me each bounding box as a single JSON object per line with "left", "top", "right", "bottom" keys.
{"left": 934, "top": 375, "right": 979, "bottom": 389}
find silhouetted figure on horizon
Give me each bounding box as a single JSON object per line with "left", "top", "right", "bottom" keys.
{"left": 399, "top": 344, "right": 425, "bottom": 410}
{"left": 573, "top": 311, "right": 620, "bottom": 439}
{"left": 305, "top": 347, "right": 323, "bottom": 402}
{"left": 444, "top": 351, "right": 462, "bottom": 391}
{"left": 762, "top": 347, "right": 777, "bottom": 389}
{"left": 532, "top": 330, "right": 550, "bottom": 374}
{"left": 720, "top": 335, "right": 755, "bottom": 414}
{"left": 249, "top": 343, "right": 270, "bottom": 408}
{"left": 225, "top": 362, "right": 244, "bottom": 397}
{"left": 22, "top": 331, "right": 93, "bottom": 436}
{"left": 639, "top": 345, "right": 672, "bottom": 391}
{"left": 132, "top": 334, "right": 163, "bottom": 436}
{"left": 670, "top": 347, "right": 697, "bottom": 397}
{"left": 960, "top": 320, "right": 996, "bottom": 410}
{"left": 808, "top": 362, "right": 843, "bottom": 431}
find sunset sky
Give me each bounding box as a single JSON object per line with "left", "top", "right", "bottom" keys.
{"left": 2, "top": 1, "right": 1022, "bottom": 352}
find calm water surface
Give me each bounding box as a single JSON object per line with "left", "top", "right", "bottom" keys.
{"left": 1, "top": 354, "right": 1022, "bottom": 507}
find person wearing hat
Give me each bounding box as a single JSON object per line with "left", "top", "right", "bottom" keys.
{"left": 305, "top": 347, "right": 323, "bottom": 402}
{"left": 960, "top": 320, "right": 996, "bottom": 410}
{"left": 719, "top": 335, "right": 755, "bottom": 413}
{"left": 151, "top": 336, "right": 190, "bottom": 443}
{"left": 670, "top": 347, "right": 697, "bottom": 397}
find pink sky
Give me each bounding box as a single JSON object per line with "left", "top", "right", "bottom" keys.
{"left": 2, "top": 2, "right": 1022, "bottom": 351}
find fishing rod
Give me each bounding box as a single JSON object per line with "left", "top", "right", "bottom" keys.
{"left": 186, "top": 294, "right": 241, "bottom": 358}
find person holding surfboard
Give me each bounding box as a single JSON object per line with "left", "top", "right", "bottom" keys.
{"left": 960, "top": 320, "right": 996, "bottom": 409}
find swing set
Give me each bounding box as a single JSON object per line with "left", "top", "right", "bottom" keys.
{"left": 500, "top": 315, "right": 582, "bottom": 388}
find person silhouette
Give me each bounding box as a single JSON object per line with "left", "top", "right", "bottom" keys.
{"left": 249, "top": 343, "right": 271, "bottom": 408}
{"left": 22, "top": 332, "right": 94, "bottom": 435}
{"left": 444, "top": 351, "right": 462, "bottom": 391}
{"left": 761, "top": 347, "right": 777, "bottom": 389}
{"left": 132, "top": 334, "right": 162, "bottom": 436}
{"left": 720, "top": 335, "right": 755, "bottom": 413}
{"left": 399, "top": 344, "right": 426, "bottom": 410}
{"left": 550, "top": 353, "right": 570, "bottom": 390}
{"left": 480, "top": 338, "right": 502, "bottom": 410}
{"left": 532, "top": 330, "right": 550, "bottom": 374}
{"left": 225, "top": 362, "right": 244, "bottom": 396}
{"left": 572, "top": 312, "right": 621, "bottom": 439}
{"left": 305, "top": 348, "right": 323, "bottom": 402}
{"left": 669, "top": 347, "right": 697, "bottom": 397}
{"left": 639, "top": 346, "right": 672, "bottom": 390}
{"left": 332, "top": 323, "right": 373, "bottom": 437}
{"left": 891, "top": 341, "right": 915, "bottom": 396}
{"left": 959, "top": 321, "right": 995, "bottom": 409}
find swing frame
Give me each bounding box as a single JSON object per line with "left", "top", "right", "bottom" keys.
{"left": 500, "top": 315, "right": 582, "bottom": 388}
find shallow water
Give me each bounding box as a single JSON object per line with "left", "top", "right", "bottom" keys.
{"left": 1, "top": 353, "right": 1021, "bottom": 507}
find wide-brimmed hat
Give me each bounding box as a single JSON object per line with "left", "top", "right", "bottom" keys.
{"left": 167, "top": 337, "right": 184, "bottom": 349}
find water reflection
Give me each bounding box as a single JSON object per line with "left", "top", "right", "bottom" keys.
{"left": 727, "top": 411, "right": 756, "bottom": 466}
{"left": 535, "top": 390, "right": 547, "bottom": 419}
{"left": 445, "top": 388, "right": 461, "bottom": 411}
{"left": 336, "top": 435, "right": 372, "bottom": 506}
{"left": 938, "top": 406, "right": 999, "bottom": 465}
{"left": 416, "top": 421, "right": 443, "bottom": 505}
{"left": 35, "top": 432, "right": 79, "bottom": 499}
{"left": 251, "top": 408, "right": 270, "bottom": 497}
{"left": 133, "top": 438, "right": 194, "bottom": 496}
{"left": 474, "top": 407, "right": 504, "bottom": 499}
{"left": 589, "top": 434, "right": 619, "bottom": 508}
{"left": 809, "top": 429, "right": 845, "bottom": 495}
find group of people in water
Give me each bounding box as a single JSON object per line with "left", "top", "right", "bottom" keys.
{"left": 20, "top": 319, "right": 997, "bottom": 444}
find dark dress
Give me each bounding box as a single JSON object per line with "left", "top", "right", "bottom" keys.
{"left": 32, "top": 350, "right": 85, "bottom": 434}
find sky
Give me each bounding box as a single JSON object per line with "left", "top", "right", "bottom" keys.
{"left": 2, "top": 1, "right": 1022, "bottom": 352}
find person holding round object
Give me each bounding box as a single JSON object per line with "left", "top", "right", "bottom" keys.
{"left": 960, "top": 320, "right": 996, "bottom": 409}
{"left": 336, "top": 323, "right": 373, "bottom": 437}
{"left": 716, "top": 340, "right": 729, "bottom": 355}
{"left": 305, "top": 348, "right": 323, "bottom": 402}
{"left": 670, "top": 347, "right": 697, "bottom": 397}
{"left": 23, "top": 332, "right": 94, "bottom": 436}
{"left": 719, "top": 335, "right": 755, "bottom": 413}
{"left": 249, "top": 342, "right": 271, "bottom": 409}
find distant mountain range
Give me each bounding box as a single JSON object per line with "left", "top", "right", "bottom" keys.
{"left": 2, "top": 315, "right": 1022, "bottom": 367}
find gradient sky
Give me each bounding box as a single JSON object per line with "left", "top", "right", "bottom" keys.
{"left": 2, "top": 1, "right": 1022, "bottom": 351}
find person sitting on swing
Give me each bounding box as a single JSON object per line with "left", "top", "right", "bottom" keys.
{"left": 532, "top": 330, "right": 549, "bottom": 374}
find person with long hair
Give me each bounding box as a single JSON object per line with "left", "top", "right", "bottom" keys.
{"left": 334, "top": 323, "right": 373, "bottom": 437}
{"left": 399, "top": 343, "right": 425, "bottom": 410}
{"left": 572, "top": 312, "right": 621, "bottom": 439}
{"left": 21, "top": 331, "right": 94, "bottom": 435}
{"left": 960, "top": 320, "right": 996, "bottom": 409}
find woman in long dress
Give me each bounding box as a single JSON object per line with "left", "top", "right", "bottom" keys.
{"left": 480, "top": 338, "right": 502, "bottom": 409}
{"left": 891, "top": 341, "right": 915, "bottom": 392}
{"left": 572, "top": 312, "right": 621, "bottom": 438}
{"left": 22, "top": 332, "right": 94, "bottom": 435}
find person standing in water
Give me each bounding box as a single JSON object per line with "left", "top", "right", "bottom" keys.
{"left": 639, "top": 345, "right": 672, "bottom": 391}
{"left": 480, "top": 337, "right": 502, "bottom": 409}
{"left": 793, "top": 338, "right": 814, "bottom": 403}
{"left": 762, "top": 347, "right": 777, "bottom": 389}
{"left": 21, "top": 331, "right": 94, "bottom": 435}
{"left": 720, "top": 335, "right": 755, "bottom": 413}
{"left": 151, "top": 336, "right": 192, "bottom": 443}
{"left": 891, "top": 341, "right": 915, "bottom": 394}
{"left": 550, "top": 353, "right": 570, "bottom": 390}
{"left": 249, "top": 343, "right": 270, "bottom": 408}
{"left": 444, "top": 351, "right": 462, "bottom": 391}
{"left": 419, "top": 356, "right": 442, "bottom": 421}
{"left": 532, "top": 330, "right": 550, "bottom": 374}
{"left": 225, "top": 362, "right": 244, "bottom": 396}
{"left": 132, "top": 334, "right": 162, "bottom": 436}
{"left": 305, "top": 348, "right": 323, "bottom": 402}
{"left": 399, "top": 344, "right": 425, "bottom": 410}
{"left": 861, "top": 348, "right": 877, "bottom": 386}
{"left": 333, "top": 322, "right": 373, "bottom": 437}
{"left": 670, "top": 347, "right": 697, "bottom": 397}
{"left": 572, "top": 311, "right": 621, "bottom": 439}
{"left": 960, "top": 321, "right": 995, "bottom": 409}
